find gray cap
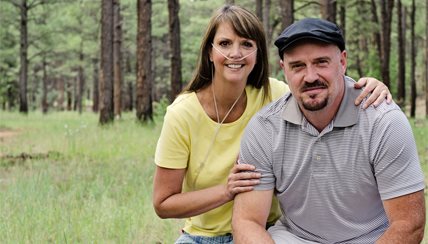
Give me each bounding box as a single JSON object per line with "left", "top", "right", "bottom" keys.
{"left": 274, "top": 18, "right": 345, "bottom": 58}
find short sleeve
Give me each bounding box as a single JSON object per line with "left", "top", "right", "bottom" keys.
{"left": 371, "top": 109, "right": 425, "bottom": 200}
{"left": 238, "top": 115, "right": 276, "bottom": 190}
{"left": 155, "top": 106, "right": 190, "bottom": 169}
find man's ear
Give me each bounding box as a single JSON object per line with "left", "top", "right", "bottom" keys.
{"left": 280, "top": 59, "right": 285, "bottom": 69}
{"left": 340, "top": 50, "right": 347, "bottom": 72}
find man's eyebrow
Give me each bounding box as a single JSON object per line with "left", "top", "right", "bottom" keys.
{"left": 314, "top": 56, "right": 331, "bottom": 61}
{"left": 287, "top": 60, "right": 303, "bottom": 66}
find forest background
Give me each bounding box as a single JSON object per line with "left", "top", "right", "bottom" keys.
{"left": 0, "top": 0, "right": 427, "bottom": 243}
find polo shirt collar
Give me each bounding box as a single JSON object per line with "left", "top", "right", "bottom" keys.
{"left": 281, "top": 76, "right": 360, "bottom": 128}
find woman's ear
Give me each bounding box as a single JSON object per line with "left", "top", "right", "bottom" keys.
{"left": 209, "top": 47, "right": 213, "bottom": 62}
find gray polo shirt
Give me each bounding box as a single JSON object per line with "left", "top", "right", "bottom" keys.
{"left": 239, "top": 77, "right": 425, "bottom": 243}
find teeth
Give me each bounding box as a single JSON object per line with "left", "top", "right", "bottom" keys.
{"left": 227, "top": 64, "right": 243, "bottom": 69}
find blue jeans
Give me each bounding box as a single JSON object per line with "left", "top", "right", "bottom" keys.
{"left": 175, "top": 231, "right": 233, "bottom": 244}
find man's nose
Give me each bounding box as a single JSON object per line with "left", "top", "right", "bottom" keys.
{"left": 304, "top": 66, "right": 319, "bottom": 83}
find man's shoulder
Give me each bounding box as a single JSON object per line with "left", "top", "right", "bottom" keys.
{"left": 360, "top": 100, "right": 402, "bottom": 119}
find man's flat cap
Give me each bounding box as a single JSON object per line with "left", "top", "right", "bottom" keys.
{"left": 274, "top": 18, "right": 345, "bottom": 58}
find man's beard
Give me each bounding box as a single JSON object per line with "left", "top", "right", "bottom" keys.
{"left": 302, "top": 97, "right": 328, "bottom": 111}
{"left": 300, "top": 80, "right": 328, "bottom": 111}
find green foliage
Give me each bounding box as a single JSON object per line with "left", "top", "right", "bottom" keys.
{"left": 0, "top": 2, "right": 19, "bottom": 110}
{"left": 410, "top": 119, "right": 428, "bottom": 167}
{"left": 153, "top": 95, "right": 170, "bottom": 119}
{"left": 1, "top": 0, "right": 427, "bottom": 111}
{"left": 180, "top": 0, "right": 224, "bottom": 83}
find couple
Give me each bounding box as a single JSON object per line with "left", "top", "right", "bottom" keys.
{"left": 153, "top": 4, "right": 425, "bottom": 244}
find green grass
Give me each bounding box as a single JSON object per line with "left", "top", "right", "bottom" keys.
{"left": 0, "top": 111, "right": 182, "bottom": 243}
{"left": 0, "top": 111, "right": 427, "bottom": 243}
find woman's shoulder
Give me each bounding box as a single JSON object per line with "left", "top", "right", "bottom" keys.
{"left": 168, "top": 92, "right": 198, "bottom": 111}
{"left": 164, "top": 92, "right": 203, "bottom": 122}
{"left": 268, "top": 77, "right": 288, "bottom": 90}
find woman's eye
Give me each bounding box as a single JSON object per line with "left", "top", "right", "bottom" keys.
{"left": 242, "top": 41, "right": 254, "bottom": 48}
{"left": 219, "top": 41, "right": 229, "bottom": 47}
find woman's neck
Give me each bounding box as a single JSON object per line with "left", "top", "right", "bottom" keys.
{"left": 197, "top": 79, "right": 247, "bottom": 123}
{"left": 211, "top": 78, "right": 246, "bottom": 108}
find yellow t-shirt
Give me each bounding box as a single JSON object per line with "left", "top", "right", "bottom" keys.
{"left": 155, "top": 78, "right": 289, "bottom": 236}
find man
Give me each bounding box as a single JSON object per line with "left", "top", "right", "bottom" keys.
{"left": 232, "top": 18, "right": 425, "bottom": 244}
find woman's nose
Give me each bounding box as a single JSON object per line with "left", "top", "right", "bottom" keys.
{"left": 228, "top": 44, "right": 243, "bottom": 59}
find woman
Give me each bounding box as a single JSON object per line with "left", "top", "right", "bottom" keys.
{"left": 153, "top": 5, "right": 391, "bottom": 244}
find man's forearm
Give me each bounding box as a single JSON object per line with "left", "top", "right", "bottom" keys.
{"left": 376, "top": 223, "right": 425, "bottom": 244}
{"left": 378, "top": 191, "right": 426, "bottom": 244}
{"left": 233, "top": 219, "right": 274, "bottom": 244}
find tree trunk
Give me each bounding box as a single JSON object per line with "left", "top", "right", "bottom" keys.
{"left": 92, "top": 58, "right": 99, "bottom": 112}
{"left": 99, "top": 0, "right": 115, "bottom": 124}
{"left": 379, "top": 0, "right": 394, "bottom": 88}
{"left": 31, "top": 66, "right": 38, "bottom": 110}
{"left": 136, "top": 0, "right": 153, "bottom": 122}
{"left": 339, "top": 2, "right": 345, "bottom": 40}
{"left": 77, "top": 41, "right": 85, "bottom": 114}
{"left": 41, "top": 57, "right": 48, "bottom": 114}
{"left": 279, "top": 0, "right": 294, "bottom": 29}
{"left": 410, "top": 0, "right": 416, "bottom": 117}
{"left": 354, "top": 0, "right": 368, "bottom": 78}
{"left": 73, "top": 75, "right": 77, "bottom": 111}
{"left": 320, "top": 0, "right": 336, "bottom": 23}
{"left": 263, "top": 0, "right": 271, "bottom": 43}
{"left": 77, "top": 62, "right": 85, "bottom": 114}
{"left": 426, "top": 0, "right": 428, "bottom": 117}
{"left": 396, "top": 0, "right": 406, "bottom": 107}
{"left": 370, "top": 0, "right": 382, "bottom": 63}
{"left": 66, "top": 80, "right": 72, "bottom": 111}
{"left": 6, "top": 82, "right": 16, "bottom": 110}
{"left": 113, "top": 0, "right": 122, "bottom": 118}
{"left": 168, "top": 0, "right": 182, "bottom": 102}
{"left": 129, "top": 82, "right": 134, "bottom": 111}
{"left": 255, "top": 0, "right": 262, "bottom": 20}
{"left": 57, "top": 76, "right": 65, "bottom": 111}
{"left": 19, "top": 0, "right": 29, "bottom": 113}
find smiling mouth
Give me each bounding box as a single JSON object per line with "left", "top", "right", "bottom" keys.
{"left": 226, "top": 64, "right": 244, "bottom": 69}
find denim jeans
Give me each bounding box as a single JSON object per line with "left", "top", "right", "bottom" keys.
{"left": 175, "top": 231, "right": 233, "bottom": 244}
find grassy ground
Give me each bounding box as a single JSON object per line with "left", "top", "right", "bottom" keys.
{"left": 0, "top": 111, "right": 182, "bottom": 243}
{"left": 0, "top": 111, "right": 427, "bottom": 243}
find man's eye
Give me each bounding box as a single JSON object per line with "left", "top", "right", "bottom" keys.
{"left": 318, "top": 59, "right": 329, "bottom": 65}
